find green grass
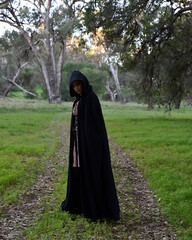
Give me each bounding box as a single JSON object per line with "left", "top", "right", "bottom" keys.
{"left": 25, "top": 165, "right": 116, "bottom": 240}
{"left": 1, "top": 98, "right": 192, "bottom": 239}
{"left": 0, "top": 99, "right": 72, "bottom": 203}
{"left": 104, "top": 104, "right": 192, "bottom": 239}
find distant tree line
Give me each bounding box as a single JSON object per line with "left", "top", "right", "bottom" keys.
{"left": 0, "top": 0, "right": 192, "bottom": 110}
{"left": 84, "top": 0, "right": 192, "bottom": 109}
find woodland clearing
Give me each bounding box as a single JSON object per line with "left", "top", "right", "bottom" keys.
{"left": 1, "top": 99, "right": 191, "bottom": 239}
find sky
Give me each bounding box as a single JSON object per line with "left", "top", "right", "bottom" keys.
{"left": 0, "top": 22, "right": 16, "bottom": 36}
{"left": 0, "top": 0, "right": 80, "bottom": 36}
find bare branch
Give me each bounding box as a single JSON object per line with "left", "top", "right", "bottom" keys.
{"left": 13, "top": 62, "right": 30, "bottom": 82}
{"left": 26, "top": 0, "right": 43, "bottom": 13}
{"left": 44, "top": 0, "right": 51, "bottom": 53}
{"left": 174, "top": 5, "right": 192, "bottom": 18}
{"left": 56, "top": 39, "right": 66, "bottom": 89}
{"left": 2, "top": 61, "right": 37, "bottom": 98}
{"left": 0, "top": 0, "right": 12, "bottom": 9}
{"left": 4, "top": 77, "right": 38, "bottom": 97}
{"left": 0, "top": 19, "right": 19, "bottom": 29}
{"left": 138, "top": 3, "right": 192, "bottom": 54}
{"left": 2, "top": 62, "right": 33, "bottom": 97}
{"left": 7, "top": 6, "right": 23, "bottom": 27}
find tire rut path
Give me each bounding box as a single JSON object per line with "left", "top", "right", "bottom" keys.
{"left": 0, "top": 119, "right": 177, "bottom": 239}
{"left": 0, "top": 119, "right": 69, "bottom": 240}
{"left": 109, "top": 140, "right": 177, "bottom": 239}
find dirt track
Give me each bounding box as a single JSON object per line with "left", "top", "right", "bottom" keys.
{"left": 0, "top": 119, "right": 177, "bottom": 239}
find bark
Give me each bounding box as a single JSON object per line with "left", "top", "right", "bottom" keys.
{"left": 6, "top": 78, "right": 38, "bottom": 98}
{"left": 146, "top": 75, "right": 154, "bottom": 110}
{"left": 19, "top": 7, "right": 63, "bottom": 104}
{"left": 109, "top": 62, "right": 124, "bottom": 104}
{"left": 174, "top": 99, "right": 181, "bottom": 109}
{"left": 3, "top": 84, "right": 13, "bottom": 97}
{"left": 174, "top": 85, "right": 183, "bottom": 109}
{"left": 44, "top": 0, "right": 58, "bottom": 103}
{"left": 148, "top": 95, "right": 154, "bottom": 110}
{"left": 105, "top": 50, "right": 124, "bottom": 103}
{"left": 105, "top": 81, "right": 116, "bottom": 101}
{"left": 55, "top": 40, "right": 66, "bottom": 103}
{"left": 0, "top": 0, "right": 66, "bottom": 104}
{"left": 4, "top": 20, "right": 54, "bottom": 102}
{"left": 3, "top": 62, "right": 29, "bottom": 97}
{"left": 0, "top": 0, "right": 10, "bottom": 9}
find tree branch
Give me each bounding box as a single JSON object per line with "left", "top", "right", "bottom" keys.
{"left": 174, "top": 5, "right": 192, "bottom": 18}
{"left": 2, "top": 62, "right": 38, "bottom": 98}
{"left": 0, "top": 18, "right": 19, "bottom": 29}
{"left": 13, "top": 62, "right": 30, "bottom": 82}
{"left": 0, "top": 0, "right": 11, "bottom": 9}
{"left": 26, "top": 0, "right": 43, "bottom": 13}
{"left": 138, "top": 3, "right": 192, "bottom": 54}
{"left": 4, "top": 77, "right": 38, "bottom": 98}
{"left": 7, "top": 6, "right": 23, "bottom": 27}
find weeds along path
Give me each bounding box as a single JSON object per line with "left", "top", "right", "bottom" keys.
{"left": 110, "top": 141, "right": 177, "bottom": 239}
{"left": 0, "top": 116, "right": 70, "bottom": 240}
{"left": 0, "top": 116, "right": 177, "bottom": 239}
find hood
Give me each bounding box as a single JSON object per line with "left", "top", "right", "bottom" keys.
{"left": 69, "top": 71, "right": 92, "bottom": 97}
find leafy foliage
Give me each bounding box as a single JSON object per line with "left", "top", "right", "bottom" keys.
{"left": 61, "top": 61, "right": 108, "bottom": 100}
{"left": 106, "top": 105, "right": 192, "bottom": 237}
{"left": 83, "top": 0, "right": 192, "bottom": 109}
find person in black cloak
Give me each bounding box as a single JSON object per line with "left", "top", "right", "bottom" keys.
{"left": 61, "top": 70, "right": 120, "bottom": 221}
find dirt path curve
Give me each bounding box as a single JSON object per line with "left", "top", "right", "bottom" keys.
{"left": 0, "top": 119, "right": 69, "bottom": 240}
{"left": 0, "top": 118, "right": 177, "bottom": 239}
{"left": 109, "top": 141, "right": 177, "bottom": 239}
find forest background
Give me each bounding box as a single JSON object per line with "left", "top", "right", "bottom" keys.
{"left": 1, "top": 1, "right": 192, "bottom": 239}
{"left": 0, "top": 0, "right": 191, "bottom": 110}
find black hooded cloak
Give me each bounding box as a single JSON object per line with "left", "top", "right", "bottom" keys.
{"left": 61, "top": 71, "right": 120, "bottom": 221}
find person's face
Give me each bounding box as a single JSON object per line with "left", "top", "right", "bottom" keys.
{"left": 72, "top": 80, "right": 83, "bottom": 96}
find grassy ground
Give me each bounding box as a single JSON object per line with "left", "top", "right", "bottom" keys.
{"left": 0, "top": 99, "right": 71, "bottom": 204}
{"left": 104, "top": 104, "right": 192, "bottom": 239}
{"left": 1, "top": 98, "right": 192, "bottom": 239}
{"left": 0, "top": 99, "right": 120, "bottom": 239}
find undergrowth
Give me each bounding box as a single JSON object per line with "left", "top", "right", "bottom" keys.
{"left": 1, "top": 99, "right": 192, "bottom": 239}
{"left": 105, "top": 105, "right": 192, "bottom": 239}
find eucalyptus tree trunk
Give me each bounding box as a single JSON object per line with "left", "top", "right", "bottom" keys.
{"left": 109, "top": 62, "right": 124, "bottom": 104}
{"left": 105, "top": 81, "right": 116, "bottom": 101}
{"left": 146, "top": 75, "right": 154, "bottom": 110}
{"left": 0, "top": 0, "right": 67, "bottom": 104}
{"left": 3, "top": 84, "right": 12, "bottom": 97}
{"left": 43, "top": 0, "right": 65, "bottom": 103}
{"left": 105, "top": 51, "right": 124, "bottom": 104}
{"left": 3, "top": 62, "right": 35, "bottom": 97}
{"left": 37, "top": 0, "right": 65, "bottom": 103}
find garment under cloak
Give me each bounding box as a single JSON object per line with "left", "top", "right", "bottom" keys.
{"left": 72, "top": 101, "right": 80, "bottom": 167}
{"left": 61, "top": 71, "right": 120, "bottom": 221}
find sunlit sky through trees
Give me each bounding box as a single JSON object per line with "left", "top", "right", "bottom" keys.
{"left": 0, "top": 22, "right": 15, "bottom": 36}
{"left": 0, "top": 0, "right": 83, "bottom": 36}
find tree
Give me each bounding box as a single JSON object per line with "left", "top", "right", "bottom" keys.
{"left": 61, "top": 61, "right": 108, "bottom": 101}
{"left": 128, "top": 5, "right": 192, "bottom": 110}
{"left": 83, "top": 0, "right": 192, "bottom": 108}
{"left": 0, "top": 30, "right": 37, "bottom": 98}
{"left": 0, "top": 0, "right": 85, "bottom": 103}
{"left": 154, "top": 13, "right": 192, "bottom": 110}
{"left": 82, "top": 25, "right": 125, "bottom": 102}
{"left": 122, "top": 0, "right": 192, "bottom": 109}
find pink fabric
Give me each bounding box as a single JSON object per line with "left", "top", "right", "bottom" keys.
{"left": 72, "top": 101, "right": 79, "bottom": 116}
{"left": 72, "top": 102, "right": 80, "bottom": 167}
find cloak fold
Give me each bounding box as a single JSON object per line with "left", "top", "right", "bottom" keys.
{"left": 61, "top": 71, "right": 120, "bottom": 221}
